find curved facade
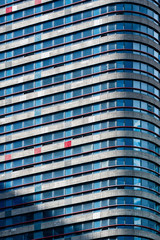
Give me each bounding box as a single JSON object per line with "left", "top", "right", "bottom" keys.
{"left": 0, "top": 0, "right": 159, "bottom": 240}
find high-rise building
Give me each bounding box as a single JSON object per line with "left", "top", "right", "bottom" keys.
{"left": 0, "top": 0, "right": 159, "bottom": 239}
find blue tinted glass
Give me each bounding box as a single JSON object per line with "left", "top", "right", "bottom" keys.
{"left": 43, "top": 3, "right": 52, "bottom": 11}
{"left": 13, "top": 66, "right": 22, "bottom": 74}
{"left": 54, "top": 18, "right": 64, "bottom": 27}
{"left": 0, "top": 34, "right": 5, "bottom": 42}
{"left": 25, "top": 26, "right": 34, "bottom": 34}
{"left": 0, "top": 52, "right": 4, "bottom": 60}
{"left": 43, "top": 20, "right": 52, "bottom": 29}
{"left": 24, "top": 63, "right": 33, "bottom": 71}
{"left": 43, "top": 58, "right": 52, "bottom": 67}
{"left": 43, "top": 39, "right": 52, "bottom": 48}
{"left": 0, "top": 16, "right": 5, "bottom": 23}
{"left": 54, "top": 0, "right": 64, "bottom": 8}
{"left": 25, "top": 8, "right": 34, "bottom": 16}
{"left": 14, "top": 48, "right": 23, "bottom": 56}
{"left": 54, "top": 36, "right": 64, "bottom": 45}
{"left": 14, "top": 11, "right": 23, "bottom": 19}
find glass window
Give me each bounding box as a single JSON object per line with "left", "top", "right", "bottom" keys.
{"left": 43, "top": 21, "right": 52, "bottom": 30}
{"left": 83, "top": 183, "right": 92, "bottom": 191}
{"left": 73, "top": 13, "right": 82, "bottom": 21}
{"left": 43, "top": 39, "right": 52, "bottom": 48}
{"left": 73, "top": 50, "right": 82, "bottom": 59}
{"left": 54, "top": 36, "right": 64, "bottom": 45}
{"left": 43, "top": 58, "right": 52, "bottom": 67}
{"left": 0, "top": 125, "right": 4, "bottom": 134}
{"left": 83, "top": 10, "right": 92, "bottom": 18}
{"left": 13, "top": 47, "right": 23, "bottom": 56}
{"left": 14, "top": 11, "right": 23, "bottom": 19}
{"left": 0, "top": 52, "right": 5, "bottom": 60}
{"left": 54, "top": 169, "right": 63, "bottom": 178}
{"left": 54, "top": 55, "right": 63, "bottom": 64}
{"left": 43, "top": 95, "right": 52, "bottom": 104}
{"left": 73, "top": 185, "right": 82, "bottom": 193}
{"left": 24, "top": 176, "right": 33, "bottom": 184}
{"left": 73, "top": 204, "right": 82, "bottom": 213}
{"left": 25, "top": 8, "right": 34, "bottom": 16}
{"left": 109, "top": 23, "right": 116, "bottom": 31}
{"left": 43, "top": 133, "right": 52, "bottom": 142}
{"left": 13, "top": 66, "right": 23, "bottom": 75}
{"left": 54, "top": 0, "right": 64, "bottom": 8}
{"left": 13, "top": 140, "right": 22, "bottom": 149}
{"left": 43, "top": 2, "right": 52, "bottom": 11}
{"left": 13, "top": 84, "right": 22, "bottom": 93}
{"left": 13, "top": 178, "right": 22, "bottom": 186}
{"left": 83, "top": 105, "right": 92, "bottom": 113}
{"left": 73, "top": 127, "right": 82, "bottom": 135}
{"left": 73, "top": 32, "right": 81, "bottom": 40}
{"left": 0, "top": 34, "right": 5, "bottom": 42}
{"left": 43, "top": 77, "right": 52, "bottom": 85}
{"left": 83, "top": 48, "right": 92, "bottom": 57}
{"left": 83, "top": 29, "right": 92, "bottom": 37}
{"left": 13, "top": 29, "right": 23, "bottom": 38}
{"left": 54, "top": 112, "right": 63, "bottom": 120}
{"left": 109, "top": 217, "right": 116, "bottom": 225}
{"left": 0, "top": 15, "right": 5, "bottom": 24}
{"left": 83, "top": 202, "right": 92, "bottom": 210}
{"left": 54, "top": 208, "right": 64, "bottom": 216}
{"left": 24, "top": 138, "right": 34, "bottom": 147}
{"left": 117, "top": 3, "right": 124, "bottom": 11}
{"left": 25, "top": 26, "right": 34, "bottom": 35}
{"left": 24, "top": 100, "right": 33, "bottom": 109}
{"left": 73, "top": 107, "right": 81, "bottom": 116}
{"left": 43, "top": 152, "right": 52, "bottom": 161}
{"left": 73, "top": 146, "right": 81, "bottom": 154}
{"left": 109, "top": 43, "right": 116, "bottom": 50}
{"left": 54, "top": 131, "right": 63, "bottom": 139}
{"left": 43, "top": 172, "right": 52, "bottom": 180}
{"left": 54, "top": 188, "right": 64, "bottom": 197}
{"left": 93, "top": 8, "right": 100, "bottom": 16}
{"left": 24, "top": 63, "right": 33, "bottom": 72}
{"left": 13, "top": 103, "right": 23, "bottom": 112}
{"left": 12, "top": 159, "right": 22, "bottom": 168}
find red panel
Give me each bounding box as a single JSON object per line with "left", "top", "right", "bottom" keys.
{"left": 64, "top": 141, "right": 72, "bottom": 148}
{"left": 6, "top": 7, "right": 12, "bottom": 13}
{"left": 5, "top": 154, "right": 11, "bottom": 161}
{"left": 34, "top": 147, "right": 41, "bottom": 154}
{"left": 35, "top": 0, "right": 41, "bottom": 4}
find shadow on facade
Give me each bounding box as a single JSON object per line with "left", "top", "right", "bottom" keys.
{"left": 0, "top": 183, "right": 86, "bottom": 240}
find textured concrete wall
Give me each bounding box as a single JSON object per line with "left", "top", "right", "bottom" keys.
{"left": 0, "top": 0, "right": 159, "bottom": 239}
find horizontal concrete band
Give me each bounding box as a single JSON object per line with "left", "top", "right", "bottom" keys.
{"left": 66, "top": 229, "right": 160, "bottom": 240}
{"left": 1, "top": 0, "right": 159, "bottom": 15}
{"left": 1, "top": 142, "right": 159, "bottom": 180}
{"left": 0, "top": 0, "right": 159, "bottom": 34}
{"left": 0, "top": 1, "right": 159, "bottom": 239}
{"left": 0, "top": 0, "right": 52, "bottom": 14}
{"left": 1, "top": 61, "right": 159, "bottom": 106}
{"left": 0, "top": 0, "right": 159, "bottom": 18}
{"left": 0, "top": 189, "right": 159, "bottom": 218}
{"left": 0, "top": 51, "right": 159, "bottom": 97}
{"left": 2, "top": 33, "right": 160, "bottom": 71}
{"left": 1, "top": 120, "right": 160, "bottom": 161}
{"left": 1, "top": 13, "right": 159, "bottom": 54}
{"left": 0, "top": 208, "right": 159, "bottom": 237}
{"left": 1, "top": 108, "right": 160, "bottom": 144}
{"left": 1, "top": 53, "right": 160, "bottom": 98}
{"left": 0, "top": 89, "right": 159, "bottom": 129}
{"left": 0, "top": 167, "right": 159, "bottom": 200}
{"left": 0, "top": 139, "right": 158, "bottom": 181}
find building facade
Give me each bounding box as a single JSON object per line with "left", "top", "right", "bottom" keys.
{"left": 0, "top": 0, "right": 160, "bottom": 239}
